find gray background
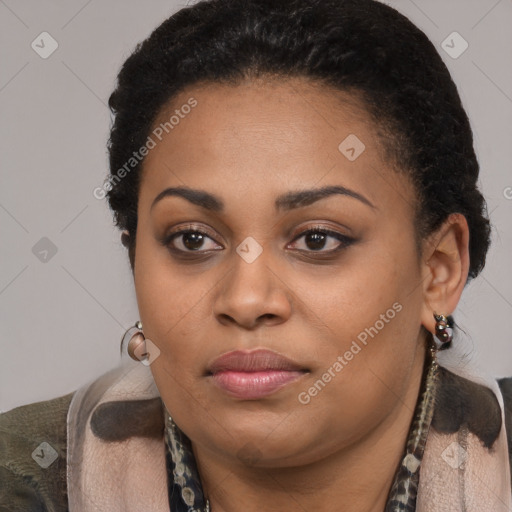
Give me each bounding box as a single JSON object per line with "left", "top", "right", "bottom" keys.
{"left": 1, "top": 0, "right": 511, "bottom": 412}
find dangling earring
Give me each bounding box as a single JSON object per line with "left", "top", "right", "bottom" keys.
{"left": 433, "top": 312, "right": 454, "bottom": 350}
{"left": 121, "top": 321, "right": 147, "bottom": 361}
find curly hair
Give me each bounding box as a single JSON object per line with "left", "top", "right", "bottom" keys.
{"left": 105, "top": 0, "right": 490, "bottom": 279}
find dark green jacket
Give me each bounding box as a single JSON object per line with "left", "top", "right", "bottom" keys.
{"left": 0, "top": 393, "right": 72, "bottom": 512}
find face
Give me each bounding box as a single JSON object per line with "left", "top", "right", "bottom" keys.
{"left": 134, "top": 77, "right": 428, "bottom": 468}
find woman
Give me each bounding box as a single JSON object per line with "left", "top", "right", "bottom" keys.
{"left": 1, "top": 0, "right": 511, "bottom": 510}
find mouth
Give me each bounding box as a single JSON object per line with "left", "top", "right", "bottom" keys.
{"left": 206, "top": 348, "right": 309, "bottom": 400}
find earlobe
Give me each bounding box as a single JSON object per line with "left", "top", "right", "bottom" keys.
{"left": 420, "top": 213, "right": 470, "bottom": 334}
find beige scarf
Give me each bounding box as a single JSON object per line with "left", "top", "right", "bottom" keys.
{"left": 66, "top": 346, "right": 511, "bottom": 511}
{"left": 417, "top": 347, "right": 511, "bottom": 511}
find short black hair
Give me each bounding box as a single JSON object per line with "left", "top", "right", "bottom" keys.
{"left": 106, "top": 0, "right": 490, "bottom": 279}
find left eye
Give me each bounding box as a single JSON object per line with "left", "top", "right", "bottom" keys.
{"left": 288, "top": 229, "right": 353, "bottom": 252}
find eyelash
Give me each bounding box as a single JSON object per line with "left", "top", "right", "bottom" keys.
{"left": 161, "top": 224, "right": 355, "bottom": 259}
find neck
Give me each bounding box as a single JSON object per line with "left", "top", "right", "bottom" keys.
{"left": 194, "top": 347, "right": 427, "bottom": 512}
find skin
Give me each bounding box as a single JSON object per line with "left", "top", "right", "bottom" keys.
{"left": 130, "top": 77, "right": 469, "bottom": 512}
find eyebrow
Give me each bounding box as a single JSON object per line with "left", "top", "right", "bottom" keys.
{"left": 150, "top": 185, "right": 376, "bottom": 213}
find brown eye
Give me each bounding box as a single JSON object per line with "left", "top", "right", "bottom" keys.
{"left": 165, "top": 230, "right": 223, "bottom": 253}
{"left": 303, "top": 231, "right": 329, "bottom": 251}
{"left": 181, "top": 232, "right": 205, "bottom": 250}
{"left": 288, "top": 228, "right": 354, "bottom": 253}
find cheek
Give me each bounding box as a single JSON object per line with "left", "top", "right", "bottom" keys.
{"left": 134, "top": 254, "right": 215, "bottom": 417}
{"left": 135, "top": 258, "right": 214, "bottom": 366}
{"left": 295, "top": 239, "right": 418, "bottom": 347}
{"left": 291, "top": 244, "right": 423, "bottom": 431}
{"left": 133, "top": 227, "right": 206, "bottom": 361}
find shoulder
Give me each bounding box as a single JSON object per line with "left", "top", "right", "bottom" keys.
{"left": 0, "top": 392, "right": 74, "bottom": 512}
{"left": 432, "top": 368, "right": 512, "bottom": 485}
{"left": 498, "top": 377, "right": 512, "bottom": 462}
{"left": 498, "top": 376, "right": 512, "bottom": 413}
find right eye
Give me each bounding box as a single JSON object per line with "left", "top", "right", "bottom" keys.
{"left": 162, "top": 227, "right": 224, "bottom": 255}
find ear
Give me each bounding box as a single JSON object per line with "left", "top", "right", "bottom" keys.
{"left": 420, "top": 213, "right": 470, "bottom": 334}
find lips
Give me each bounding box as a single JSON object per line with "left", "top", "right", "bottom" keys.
{"left": 207, "top": 349, "right": 308, "bottom": 400}
{"left": 208, "top": 348, "right": 304, "bottom": 373}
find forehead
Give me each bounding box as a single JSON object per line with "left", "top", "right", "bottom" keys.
{"left": 139, "top": 78, "right": 413, "bottom": 215}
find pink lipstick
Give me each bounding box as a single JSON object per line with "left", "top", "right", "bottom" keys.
{"left": 207, "top": 348, "right": 307, "bottom": 399}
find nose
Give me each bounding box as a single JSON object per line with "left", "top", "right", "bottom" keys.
{"left": 212, "top": 247, "right": 292, "bottom": 330}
